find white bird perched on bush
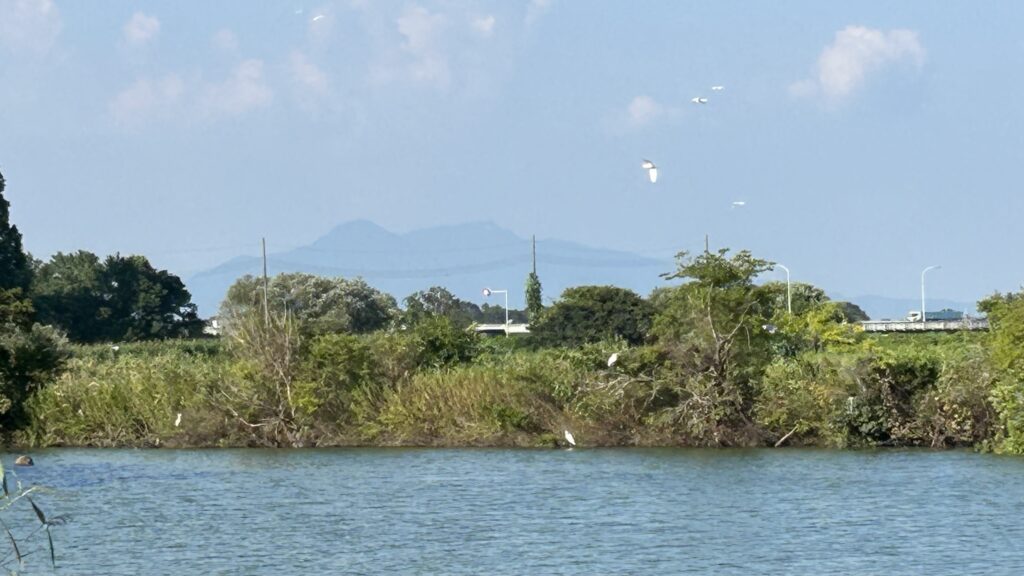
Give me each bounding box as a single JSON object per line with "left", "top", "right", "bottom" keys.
{"left": 641, "top": 159, "right": 658, "bottom": 183}
{"left": 607, "top": 352, "right": 619, "bottom": 367}
{"left": 174, "top": 413, "right": 182, "bottom": 427}
{"left": 563, "top": 430, "right": 576, "bottom": 447}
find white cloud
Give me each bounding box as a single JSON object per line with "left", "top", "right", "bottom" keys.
{"left": 627, "top": 95, "right": 664, "bottom": 128}
{"left": 0, "top": 0, "right": 62, "bottom": 55}
{"left": 290, "top": 50, "right": 328, "bottom": 95}
{"left": 395, "top": 5, "right": 450, "bottom": 87}
{"left": 109, "top": 74, "right": 185, "bottom": 127}
{"left": 792, "top": 25, "right": 925, "bottom": 102}
{"left": 212, "top": 28, "right": 238, "bottom": 53}
{"left": 471, "top": 15, "right": 495, "bottom": 38}
{"left": 201, "top": 59, "right": 273, "bottom": 117}
{"left": 526, "top": 0, "right": 553, "bottom": 25}
{"left": 123, "top": 12, "right": 160, "bottom": 46}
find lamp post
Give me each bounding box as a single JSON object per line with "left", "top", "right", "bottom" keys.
{"left": 776, "top": 264, "right": 792, "bottom": 314}
{"left": 920, "top": 265, "right": 941, "bottom": 322}
{"left": 482, "top": 288, "right": 509, "bottom": 336}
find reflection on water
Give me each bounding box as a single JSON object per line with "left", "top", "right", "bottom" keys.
{"left": 4, "top": 448, "right": 1023, "bottom": 574}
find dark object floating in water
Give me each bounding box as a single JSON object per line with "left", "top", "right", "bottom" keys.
{"left": 14, "top": 455, "right": 33, "bottom": 466}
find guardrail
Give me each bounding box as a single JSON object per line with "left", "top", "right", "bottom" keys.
{"left": 859, "top": 319, "right": 989, "bottom": 332}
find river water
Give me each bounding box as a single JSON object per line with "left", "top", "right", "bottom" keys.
{"left": 3, "top": 448, "right": 1023, "bottom": 574}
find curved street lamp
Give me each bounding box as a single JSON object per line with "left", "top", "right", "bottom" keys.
{"left": 776, "top": 264, "right": 792, "bottom": 315}
{"left": 921, "top": 265, "right": 941, "bottom": 322}
{"left": 482, "top": 288, "right": 509, "bottom": 336}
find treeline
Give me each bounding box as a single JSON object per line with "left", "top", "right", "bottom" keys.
{"left": 1, "top": 169, "right": 203, "bottom": 432}
{"left": 5, "top": 166, "right": 1024, "bottom": 452}
{"left": 22, "top": 247, "right": 1024, "bottom": 453}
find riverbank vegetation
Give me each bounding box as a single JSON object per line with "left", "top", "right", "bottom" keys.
{"left": 16, "top": 253, "right": 1024, "bottom": 454}
{"left": 4, "top": 167, "right": 1024, "bottom": 452}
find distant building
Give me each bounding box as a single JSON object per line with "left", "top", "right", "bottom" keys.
{"left": 474, "top": 323, "right": 530, "bottom": 336}
{"left": 203, "top": 316, "right": 224, "bottom": 336}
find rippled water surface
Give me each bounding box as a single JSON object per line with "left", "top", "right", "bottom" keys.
{"left": 4, "top": 448, "right": 1024, "bottom": 574}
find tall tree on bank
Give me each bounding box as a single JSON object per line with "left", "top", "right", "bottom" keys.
{"left": 525, "top": 235, "right": 543, "bottom": 322}
{"left": 0, "top": 168, "right": 68, "bottom": 431}
{"left": 0, "top": 169, "right": 32, "bottom": 295}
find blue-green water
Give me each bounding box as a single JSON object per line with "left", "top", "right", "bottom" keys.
{"left": 4, "top": 448, "right": 1023, "bottom": 574}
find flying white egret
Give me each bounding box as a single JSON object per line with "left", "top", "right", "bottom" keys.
{"left": 563, "top": 430, "right": 576, "bottom": 447}
{"left": 312, "top": 14, "right": 325, "bottom": 21}
{"left": 174, "top": 413, "right": 182, "bottom": 427}
{"left": 711, "top": 85, "right": 724, "bottom": 91}
{"left": 607, "top": 352, "right": 619, "bottom": 367}
{"left": 641, "top": 159, "right": 658, "bottom": 183}
{"left": 731, "top": 201, "right": 746, "bottom": 208}
{"left": 691, "top": 97, "right": 708, "bottom": 104}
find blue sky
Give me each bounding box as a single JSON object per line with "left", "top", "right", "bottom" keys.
{"left": 1, "top": 1, "right": 1022, "bottom": 304}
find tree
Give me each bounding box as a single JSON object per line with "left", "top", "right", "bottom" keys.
{"left": 531, "top": 285, "right": 653, "bottom": 347}
{"left": 222, "top": 273, "right": 397, "bottom": 336}
{"left": 0, "top": 170, "right": 31, "bottom": 293}
{"left": 0, "top": 324, "right": 68, "bottom": 430}
{"left": 32, "top": 252, "right": 201, "bottom": 342}
{"left": 651, "top": 249, "right": 776, "bottom": 437}
{"left": 525, "top": 271, "right": 543, "bottom": 322}
{"left": 0, "top": 169, "right": 69, "bottom": 431}
{"left": 403, "top": 286, "right": 481, "bottom": 329}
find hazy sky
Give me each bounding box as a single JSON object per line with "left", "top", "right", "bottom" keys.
{"left": 2, "top": 1, "right": 1022, "bottom": 303}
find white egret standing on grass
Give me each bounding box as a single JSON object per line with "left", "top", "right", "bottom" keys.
{"left": 564, "top": 430, "right": 576, "bottom": 447}
{"left": 641, "top": 159, "right": 658, "bottom": 183}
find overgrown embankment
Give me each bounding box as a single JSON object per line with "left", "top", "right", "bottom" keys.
{"left": 16, "top": 330, "right": 1021, "bottom": 452}
{"left": 12, "top": 250, "right": 1024, "bottom": 453}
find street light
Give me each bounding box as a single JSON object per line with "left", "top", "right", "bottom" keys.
{"left": 482, "top": 288, "right": 509, "bottom": 336}
{"left": 776, "top": 264, "right": 792, "bottom": 314}
{"left": 921, "top": 265, "right": 941, "bottom": 322}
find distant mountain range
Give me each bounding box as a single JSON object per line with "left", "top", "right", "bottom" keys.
{"left": 187, "top": 220, "right": 674, "bottom": 316}
{"left": 187, "top": 220, "right": 982, "bottom": 320}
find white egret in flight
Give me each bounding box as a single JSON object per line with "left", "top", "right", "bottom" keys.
{"left": 312, "top": 14, "right": 325, "bottom": 21}
{"left": 691, "top": 97, "right": 708, "bottom": 104}
{"left": 564, "top": 430, "right": 576, "bottom": 447}
{"left": 641, "top": 159, "right": 658, "bottom": 183}
{"left": 731, "top": 201, "right": 746, "bottom": 208}
{"left": 711, "top": 85, "right": 724, "bottom": 91}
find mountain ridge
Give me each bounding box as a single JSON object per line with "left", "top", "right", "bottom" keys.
{"left": 188, "top": 220, "right": 671, "bottom": 315}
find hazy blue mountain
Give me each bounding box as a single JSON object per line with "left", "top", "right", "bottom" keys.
{"left": 188, "top": 221, "right": 674, "bottom": 316}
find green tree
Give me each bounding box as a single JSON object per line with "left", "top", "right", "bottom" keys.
{"left": 0, "top": 170, "right": 31, "bottom": 293}
{"left": 0, "top": 324, "right": 68, "bottom": 430}
{"left": 32, "top": 252, "right": 201, "bottom": 342}
{"left": 525, "top": 271, "right": 543, "bottom": 322}
{"left": 650, "top": 249, "right": 775, "bottom": 438}
{"left": 222, "top": 273, "right": 397, "bottom": 336}
{"left": 978, "top": 291, "right": 1024, "bottom": 453}
{"left": 403, "top": 286, "right": 481, "bottom": 329}
{"left": 531, "top": 285, "right": 653, "bottom": 347}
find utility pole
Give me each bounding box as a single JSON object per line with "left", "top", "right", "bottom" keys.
{"left": 262, "top": 237, "right": 269, "bottom": 326}
{"left": 532, "top": 235, "right": 536, "bottom": 275}
{"left": 704, "top": 234, "right": 709, "bottom": 253}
